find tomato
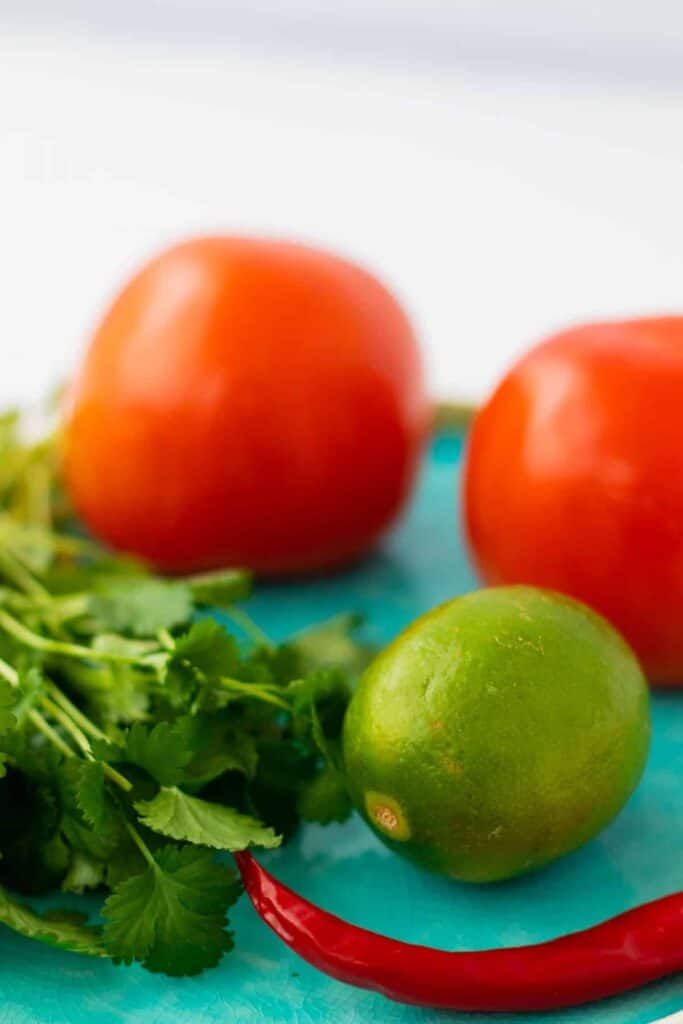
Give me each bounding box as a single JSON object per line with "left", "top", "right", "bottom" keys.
{"left": 62, "top": 237, "right": 427, "bottom": 575}
{"left": 463, "top": 317, "right": 683, "bottom": 686}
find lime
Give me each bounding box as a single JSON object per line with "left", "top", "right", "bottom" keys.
{"left": 342, "top": 586, "right": 650, "bottom": 882}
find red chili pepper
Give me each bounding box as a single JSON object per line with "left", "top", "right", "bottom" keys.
{"left": 234, "top": 851, "right": 683, "bottom": 1012}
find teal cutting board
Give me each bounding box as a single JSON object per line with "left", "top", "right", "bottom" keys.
{"left": 3, "top": 433, "right": 683, "bottom": 1024}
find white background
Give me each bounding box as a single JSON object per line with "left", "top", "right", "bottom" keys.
{"left": 3, "top": 1, "right": 683, "bottom": 406}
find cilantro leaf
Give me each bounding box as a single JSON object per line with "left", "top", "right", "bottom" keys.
{"left": 287, "top": 667, "right": 350, "bottom": 718}
{"left": 59, "top": 759, "right": 122, "bottom": 847}
{"left": 287, "top": 669, "right": 350, "bottom": 770}
{"left": 66, "top": 760, "right": 118, "bottom": 834}
{"left": 171, "top": 619, "right": 240, "bottom": 679}
{"left": 59, "top": 654, "right": 151, "bottom": 728}
{"left": 117, "top": 721, "right": 194, "bottom": 786}
{"left": 90, "top": 578, "right": 193, "bottom": 636}
{"left": 0, "top": 883, "right": 106, "bottom": 957}
{"left": 135, "top": 786, "right": 280, "bottom": 851}
{"left": 159, "top": 621, "right": 243, "bottom": 711}
{"left": 241, "top": 642, "right": 302, "bottom": 685}
{"left": 291, "top": 613, "right": 374, "bottom": 676}
{"left": 310, "top": 702, "right": 344, "bottom": 770}
{"left": 297, "top": 765, "right": 352, "bottom": 824}
{"left": 12, "top": 667, "right": 46, "bottom": 726}
{"left": 72, "top": 760, "right": 107, "bottom": 830}
{"left": 188, "top": 569, "right": 252, "bottom": 607}
{"left": 61, "top": 814, "right": 120, "bottom": 863}
{"left": 178, "top": 714, "right": 258, "bottom": 787}
{"left": 104, "top": 840, "right": 146, "bottom": 890}
{"left": 91, "top": 634, "right": 157, "bottom": 659}
{"left": 102, "top": 845, "right": 240, "bottom": 975}
{"left": 61, "top": 850, "right": 105, "bottom": 894}
{"left": 246, "top": 738, "right": 317, "bottom": 842}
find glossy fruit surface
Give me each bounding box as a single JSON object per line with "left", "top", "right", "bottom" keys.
{"left": 343, "top": 586, "right": 650, "bottom": 882}
{"left": 62, "top": 237, "right": 427, "bottom": 574}
{"left": 464, "top": 318, "right": 683, "bottom": 684}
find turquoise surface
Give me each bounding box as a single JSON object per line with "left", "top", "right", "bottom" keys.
{"left": 2, "top": 433, "right": 683, "bottom": 1023}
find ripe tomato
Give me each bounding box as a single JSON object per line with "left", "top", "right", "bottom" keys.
{"left": 463, "top": 317, "right": 683, "bottom": 686}
{"left": 62, "top": 237, "right": 427, "bottom": 575}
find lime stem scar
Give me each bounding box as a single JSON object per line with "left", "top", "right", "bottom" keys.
{"left": 364, "top": 791, "right": 411, "bottom": 841}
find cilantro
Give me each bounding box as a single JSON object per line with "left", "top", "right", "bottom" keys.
{"left": 297, "top": 766, "right": 352, "bottom": 825}
{"left": 0, "top": 408, "right": 370, "bottom": 977}
{"left": 291, "top": 613, "right": 374, "bottom": 676}
{"left": 117, "top": 721, "right": 194, "bottom": 787}
{"left": 104, "top": 834, "right": 148, "bottom": 890}
{"left": 178, "top": 714, "right": 258, "bottom": 787}
{"left": 170, "top": 619, "right": 241, "bottom": 679}
{"left": 0, "top": 884, "right": 106, "bottom": 957}
{"left": 187, "top": 569, "right": 252, "bottom": 607}
{"left": 90, "top": 578, "right": 193, "bottom": 636}
{"left": 246, "top": 738, "right": 318, "bottom": 842}
{"left": 12, "top": 667, "right": 46, "bottom": 725}
{"left": 0, "top": 678, "right": 17, "bottom": 735}
{"left": 68, "top": 760, "right": 114, "bottom": 833}
{"left": 102, "top": 845, "right": 240, "bottom": 975}
{"left": 61, "top": 850, "right": 105, "bottom": 894}
{"left": 135, "top": 787, "right": 280, "bottom": 851}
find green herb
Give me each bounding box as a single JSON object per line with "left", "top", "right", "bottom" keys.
{"left": 0, "top": 885, "right": 107, "bottom": 957}
{"left": 0, "top": 410, "right": 371, "bottom": 975}
{"left": 102, "top": 845, "right": 240, "bottom": 975}
{"left": 135, "top": 788, "right": 280, "bottom": 850}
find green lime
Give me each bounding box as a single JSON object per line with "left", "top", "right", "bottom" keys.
{"left": 342, "top": 586, "right": 650, "bottom": 882}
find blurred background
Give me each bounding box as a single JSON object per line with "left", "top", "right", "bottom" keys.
{"left": 3, "top": 0, "right": 683, "bottom": 407}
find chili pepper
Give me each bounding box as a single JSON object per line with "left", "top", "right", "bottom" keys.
{"left": 234, "top": 851, "right": 683, "bottom": 1012}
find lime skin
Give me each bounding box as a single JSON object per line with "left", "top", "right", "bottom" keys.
{"left": 342, "top": 586, "right": 650, "bottom": 882}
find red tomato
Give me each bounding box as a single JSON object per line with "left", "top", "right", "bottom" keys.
{"left": 463, "top": 317, "right": 683, "bottom": 686}
{"left": 62, "top": 237, "right": 427, "bottom": 575}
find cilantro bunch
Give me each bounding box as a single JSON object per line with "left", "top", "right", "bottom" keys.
{"left": 0, "top": 410, "right": 370, "bottom": 975}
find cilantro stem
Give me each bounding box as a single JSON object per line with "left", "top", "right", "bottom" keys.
{"left": 16, "top": 592, "right": 90, "bottom": 622}
{"left": 28, "top": 709, "right": 76, "bottom": 760}
{"left": 0, "top": 654, "right": 77, "bottom": 760}
{"left": 0, "top": 517, "right": 102, "bottom": 558}
{"left": 102, "top": 764, "right": 134, "bottom": 793}
{"left": 44, "top": 682, "right": 106, "bottom": 742}
{"left": 157, "top": 628, "right": 175, "bottom": 651}
{"left": 102, "top": 763, "right": 133, "bottom": 792}
{"left": 219, "top": 676, "right": 290, "bottom": 711}
{"left": 124, "top": 820, "right": 156, "bottom": 867}
{"left": 48, "top": 706, "right": 133, "bottom": 793}
{"left": 0, "top": 608, "right": 149, "bottom": 665}
{"left": 0, "top": 657, "right": 18, "bottom": 687}
{"left": 0, "top": 655, "right": 132, "bottom": 786}
{"left": 41, "top": 693, "right": 133, "bottom": 793}
{"left": 0, "top": 548, "right": 49, "bottom": 601}
{"left": 223, "top": 606, "right": 274, "bottom": 651}
{"left": 41, "top": 696, "right": 91, "bottom": 753}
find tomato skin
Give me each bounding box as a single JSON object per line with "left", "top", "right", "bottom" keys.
{"left": 62, "top": 237, "right": 427, "bottom": 575}
{"left": 463, "top": 317, "right": 683, "bottom": 686}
